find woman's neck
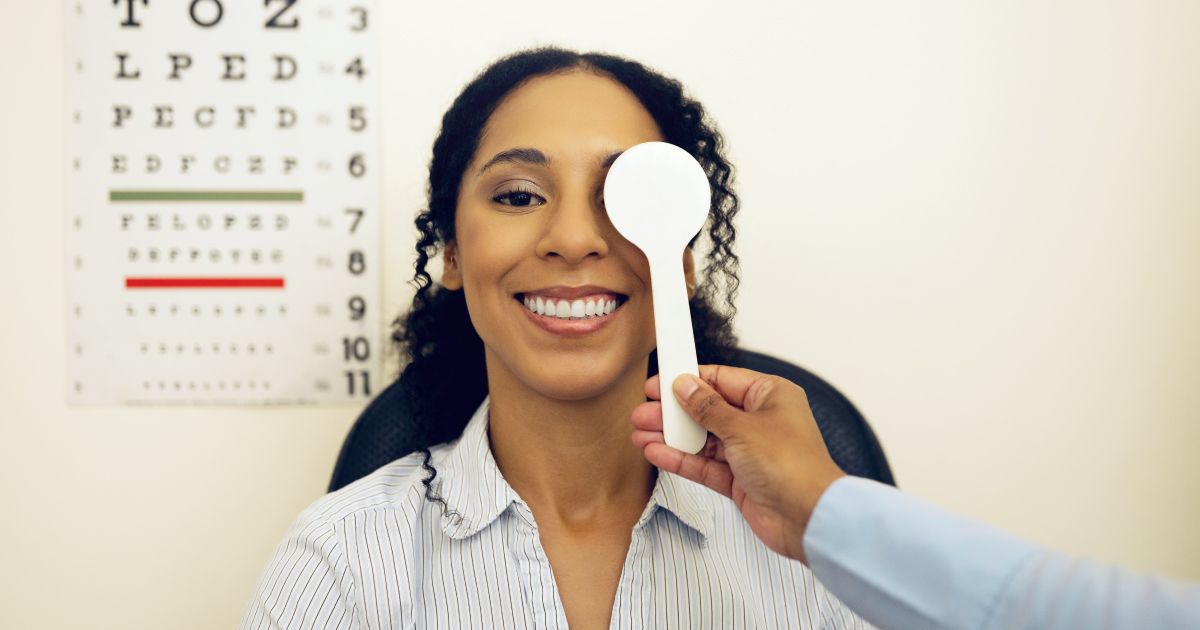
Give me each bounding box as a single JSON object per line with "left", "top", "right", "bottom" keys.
{"left": 484, "top": 353, "right": 655, "bottom": 530}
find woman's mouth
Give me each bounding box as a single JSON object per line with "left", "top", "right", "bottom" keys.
{"left": 514, "top": 292, "right": 628, "bottom": 337}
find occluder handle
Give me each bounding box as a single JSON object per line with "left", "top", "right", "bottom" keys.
{"left": 650, "top": 253, "right": 708, "bottom": 454}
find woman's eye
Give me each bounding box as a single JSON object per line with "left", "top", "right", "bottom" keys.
{"left": 492, "top": 189, "right": 545, "bottom": 207}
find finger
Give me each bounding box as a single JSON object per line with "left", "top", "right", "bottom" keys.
{"left": 634, "top": 418, "right": 729, "bottom": 464}
{"left": 673, "top": 374, "right": 741, "bottom": 438}
{"left": 631, "top": 428, "right": 664, "bottom": 450}
{"left": 644, "top": 374, "right": 662, "bottom": 401}
{"left": 630, "top": 401, "right": 664, "bottom": 432}
{"left": 643, "top": 443, "right": 735, "bottom": 499}
{"left": 696, "top": 364, "right": 777, "bottom": 411}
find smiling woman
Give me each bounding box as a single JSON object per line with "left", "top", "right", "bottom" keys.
{"left": 240, "top": 47, "right": 869, "bottom": 629}
{"left": 398, "top": 51, "right": 741, "bottom": 449}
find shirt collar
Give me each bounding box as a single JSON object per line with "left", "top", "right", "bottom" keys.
{"left": 436, "top": 397, "right": 519, "bottom": 539}
{"left": 435, "top": 396, "right": 714, "bottom": 542}
{"left": 642, "top": 468, "right": 715, "bottom": 542}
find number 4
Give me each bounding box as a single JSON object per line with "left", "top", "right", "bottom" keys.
{"left": 346, "top": 57, "right": 366, "bottom": 79}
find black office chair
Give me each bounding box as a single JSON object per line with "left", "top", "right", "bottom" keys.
{"left": 329, "top": 349, "right": 895, "bottom": 492}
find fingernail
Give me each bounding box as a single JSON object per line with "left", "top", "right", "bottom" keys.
{"left": 674, "top": 375, "right": 700, "bottom": 401}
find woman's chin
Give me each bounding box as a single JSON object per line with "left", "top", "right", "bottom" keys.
{"left": 524, "top": 376, "right": 625, "bottom": 403}
{"left": 513, "top": 360, "right": 644, "bottom": 403}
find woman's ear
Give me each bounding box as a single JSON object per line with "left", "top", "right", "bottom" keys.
{"left": 684, "top": 248, "right": 697, "bottom": 299}
{"left": 442, "top": 241, "right": 463, "bottom": 290}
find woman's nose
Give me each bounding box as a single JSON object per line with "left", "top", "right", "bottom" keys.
{"left": 535, "top": 191, "right": 611, "bottom": 264}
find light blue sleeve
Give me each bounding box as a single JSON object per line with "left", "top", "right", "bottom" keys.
{"left": 802, "top": 476, "right": 1200, "bottom": 630}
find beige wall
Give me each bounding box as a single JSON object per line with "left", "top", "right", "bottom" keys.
{"left": 2, "top": 1, "right": 1198, "bottom": 628}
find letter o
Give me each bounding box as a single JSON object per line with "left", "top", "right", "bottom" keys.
{"left": 189, "top": 0, "right": 224, "bottom": 28}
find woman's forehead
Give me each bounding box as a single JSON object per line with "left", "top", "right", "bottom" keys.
{"left": 473, "top": 71, "right": 663, "bottom": 168}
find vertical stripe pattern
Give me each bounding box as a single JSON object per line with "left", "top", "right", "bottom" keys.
{"left": 240, "top": 399, "right": 872, "bottom": 629}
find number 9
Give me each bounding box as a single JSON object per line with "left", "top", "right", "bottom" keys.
{"left": 348, "top": 296, "right": 366, "bottom": 320}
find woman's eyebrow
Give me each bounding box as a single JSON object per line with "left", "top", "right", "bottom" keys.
{"left": 600, "top": 150, "right": 624, "bottom": 169}
{"left": 477, "top": 147, "right": 548, "bottom": 176}
{"left": 476, "top": 148, "right": 626, "bottom": 177}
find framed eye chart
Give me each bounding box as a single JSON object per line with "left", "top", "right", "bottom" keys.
{"left": 64, "top": 0, "right": 381, "bottom": 405}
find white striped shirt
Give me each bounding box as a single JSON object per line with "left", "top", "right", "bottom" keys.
{"left": 241, "top": 398, "right": 871, "bottom": 629}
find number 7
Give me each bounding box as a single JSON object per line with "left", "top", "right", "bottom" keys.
{"left": 344, "top": 208, "right": 364, "bottom": 233}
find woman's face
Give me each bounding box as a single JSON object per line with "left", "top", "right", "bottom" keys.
{"left": 443, "top": 69, "right": 694, "bottom": 402}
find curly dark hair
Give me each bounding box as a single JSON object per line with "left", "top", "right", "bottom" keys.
{"left": 391, "top": 47, "right": 742, "bottom": 510}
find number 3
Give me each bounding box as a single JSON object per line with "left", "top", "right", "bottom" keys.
{"left": 350, "top": 6, "right": 368, "bottom": 31}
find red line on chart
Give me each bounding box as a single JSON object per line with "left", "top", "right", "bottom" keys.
{"left": 125, "top": 277, "right": 286, "bottom": 289}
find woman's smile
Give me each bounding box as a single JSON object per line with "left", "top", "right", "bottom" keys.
{"left": 514, "top": 285, "right": 630, "bottom": 338}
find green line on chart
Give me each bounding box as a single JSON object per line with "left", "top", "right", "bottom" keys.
{"left": 109, "top": 190, "right": 304, "bottom": 202}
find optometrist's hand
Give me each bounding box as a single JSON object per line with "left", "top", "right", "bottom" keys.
{"left": 632, "top": 365, "right": 846, "bottom": 564}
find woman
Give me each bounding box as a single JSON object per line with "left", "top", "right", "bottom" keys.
{"left": 242, "top": 47, "right": 867, "bottom": 629}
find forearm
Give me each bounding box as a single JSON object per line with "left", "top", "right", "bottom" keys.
{"left": 802, "top": 477, "right": 1200, "bottom": 630}
{"left": 803, "top": 477, "right": 1039, "bottom": 629}
{"left": 988, "top": 549, "right": 1200, "bottom": 630}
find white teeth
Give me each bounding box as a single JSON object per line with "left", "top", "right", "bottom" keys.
{"left": 521, "top": 295, "right": 621, "bottom": 320}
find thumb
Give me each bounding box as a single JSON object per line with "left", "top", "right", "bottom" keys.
{"left": 673, "top": 374, "right": 740, "bottom": 439}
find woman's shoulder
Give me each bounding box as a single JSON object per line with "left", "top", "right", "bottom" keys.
{"left": 242, "top": 449, "right": 454, "bottom": 629}
{"left": 303, "top": 445, "right": 451, "bottom": 527}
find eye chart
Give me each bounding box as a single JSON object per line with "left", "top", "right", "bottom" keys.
{"left": 64, "top": 0, "right": 381, "bottom": 405}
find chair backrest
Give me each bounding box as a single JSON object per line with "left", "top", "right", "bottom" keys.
{"left": 328, "top": 349, "right": 895, "bottom": 492}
